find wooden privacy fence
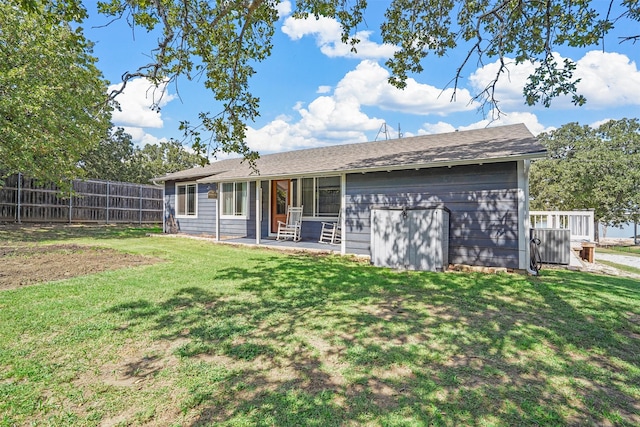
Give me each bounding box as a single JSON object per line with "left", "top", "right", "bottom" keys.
{"left": 0, "top": 174, "right": 163, "bottom": 224}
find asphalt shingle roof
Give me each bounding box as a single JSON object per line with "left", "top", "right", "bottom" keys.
{"left": 154, "top": 123, "right": 545, "bottom": 183}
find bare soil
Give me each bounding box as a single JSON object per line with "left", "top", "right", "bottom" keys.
{"left": 0, "top": 243, "right": 159, "bottom": 290}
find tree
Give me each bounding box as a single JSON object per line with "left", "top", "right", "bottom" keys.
{"left": 530, "top": 119, "right": 640, "bottom": 227}
{"left": 81, "top": 127, "right": 135, "bottom": 182}
{"left": 14, "top": 1, "right": 640, "bottom": 160}
{"left": 81, "top": 128, "right": 206, "bottom": 184}
{"left": 0, "top": 2, "right": 111, "bottom": 187}
{"left": 127, "top": 140, "right": 208, "bottom": 184}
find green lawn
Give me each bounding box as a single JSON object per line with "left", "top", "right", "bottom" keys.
{"left": 1, "top": 226, "right": 639, "bottom": 426}
{"left": 599, "top": 246, "right": 640, "bottom": 257}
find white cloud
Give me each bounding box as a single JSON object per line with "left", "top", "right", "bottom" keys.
{"left": 418, "top": 122, "right": 457, "bottom": 135}
{"left": 275, "top": 0, "right": 292, "bottom": 18}
{"left": 462, "top": 111, "right": 553, "bottom": 135}
{"left": 468, "top": 58, "right": 535, "bottom": 109}
{"left": 317, "top": 85, "right": 332, "bottom": 94}
{"left": 281, "top": 16, "right": 397, "bottom": 60}
{"left": 419, "top": 111, "right": 553, "bottom": 136}
{"left": 246, "top": 97, "right": 383, "bottom": 153}
{"left": 589, "top": 118, "right": 615, "bottom": 128}
{"left": 109, "top": 78, "right": 176, "bottom": 128}
{"left": 121, "top": 126, "right": 167, "bottom": 147}
{"left": 246, "top": 60, "right": 481, "bottom": 153}
{"left": 339, "top": 60, "right": 475, "bottom": 115}
{"left": 468, "top": 51, "right": 640, "bottom": 110}
{"left": 574, "top": 51, "right": 640, "bottom": 107}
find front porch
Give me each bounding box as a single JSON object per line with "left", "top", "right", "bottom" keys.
{"left": 165, "top": 233, "right": 344, "bottom": 254}
{"left": 224, "top": 236, "right": 342, "bottom": 253}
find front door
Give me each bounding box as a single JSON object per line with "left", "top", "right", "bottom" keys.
{"left": 271, "top": 179, "right": 290, "bottom": 233}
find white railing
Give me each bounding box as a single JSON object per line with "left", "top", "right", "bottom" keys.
{"left": 530, "top": 210, "right": 594, "bottom": 242}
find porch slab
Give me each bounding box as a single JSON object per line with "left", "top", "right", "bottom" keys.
{"left": 223, "top": 236, "right": 342, "bottom": 253}
{"left": 156, "top": 233, "right": 343, "bottom": 254}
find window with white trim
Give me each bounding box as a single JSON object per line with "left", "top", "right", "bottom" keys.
{"left": 302, "top": 176, "right": 340, "bottom": 217}
{"left": 221, "top": 182, "right": 248, "bottom": 217}
{"left": 176, "top": 183, "right": 197, "bottom": 217}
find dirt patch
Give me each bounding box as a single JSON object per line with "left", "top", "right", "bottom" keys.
{"left": 0, "top": 243, "right": 160, "bottom": 290}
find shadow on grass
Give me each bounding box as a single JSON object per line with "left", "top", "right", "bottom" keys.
{"left": 0, "top": 223, "right": 161, "bottom": 242}
{"left": 106, "top": 252, "right": 640, "bottom": 426}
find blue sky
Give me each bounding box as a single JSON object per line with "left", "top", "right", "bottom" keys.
{"left": 83, "top": 1, "right": 640, "bottom": 156}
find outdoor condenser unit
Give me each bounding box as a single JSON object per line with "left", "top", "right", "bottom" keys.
{"left": 371, "top": 206, "right": 450, "bottom": 271}
{"left": 530, "top": 228, "right": 571, "bottom": 265}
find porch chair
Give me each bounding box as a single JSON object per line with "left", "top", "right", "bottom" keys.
{"left": 319, "top": 209, "right": 341, "bottom": 245}
{"left": 276, "top": 206, "right": 304, "bottom": 242}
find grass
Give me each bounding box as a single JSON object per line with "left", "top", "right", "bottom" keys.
{"left": 598, "top": 246, "right": 640, "bottom": 257}
{"left": 0, "top": 223, "right": 162, "bottom": 243}
{"left": 1, "top": 226, "right": 640, "bottom": 426}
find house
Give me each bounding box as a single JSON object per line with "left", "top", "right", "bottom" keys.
{"left": 153, "top": 124, "right": 546, "bottom": 270}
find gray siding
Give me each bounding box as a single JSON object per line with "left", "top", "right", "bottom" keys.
{"left": 220, "top": 182, "right": 257, "bottom": 238}
{"left": 164, "top": 180, "right": 261, "bottom": 237}
{"left": 345, "top": 162, "right": 520, "bottom": 268}
{"left": 164, "top": 181, "right": 216, "bottom": 234}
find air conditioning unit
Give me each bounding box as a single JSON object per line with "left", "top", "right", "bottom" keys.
{"left": 530, "top": 228, "right": 571, "bottom": 265}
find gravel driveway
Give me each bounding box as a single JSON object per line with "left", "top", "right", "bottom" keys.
{"left": 595, "top": 251, "right": 640, "bottom": 269}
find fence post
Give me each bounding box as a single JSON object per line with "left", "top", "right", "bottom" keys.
{"left": 68, "top": 181, "right": 73, "bottom": 223}
{"left": 16, "top": 172, "right": 22, "bottom": 224}
{"left": 106, "top": 181, "right": 110, "bottom": 224}
{"left": 139, "top": 185, "right": 143, "bottom": 225}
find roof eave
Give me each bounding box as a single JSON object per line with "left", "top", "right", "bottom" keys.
{"left": 154, "top": 171, "right": 223, "bottom": 184}
{"left": 196, "top": 151, "right": 547, "bottom": 183}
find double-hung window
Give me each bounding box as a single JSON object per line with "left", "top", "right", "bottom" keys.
{"left": 221, "top": 182, "right": 248, "bottom": 217}
{"left": 302, "top": 176, "right": 340, "bottom": 217}
{"left": 176, "top": 183, "right": 197, "bottom": 217}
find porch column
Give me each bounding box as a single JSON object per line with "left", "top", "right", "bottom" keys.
{"left": 215, "top": 183, "right": 220, "bottom": 241}
{"left": 517, "top": 160, "right": 531, "bottom": 270}
{"left": 340, "top": 173, "right": 346, "bottom": 255}
{"left": 255, "top": 180, "right": 261, "bottom": 245}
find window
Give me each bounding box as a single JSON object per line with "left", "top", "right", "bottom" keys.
{"left": 302, "top": 176, "right": 341, "bottom": 217}
{"left": 176, "top": 183, "right": 197, "bottom": 217}
{"left": 221, "top": 182, "right": 248, "bottom": 217}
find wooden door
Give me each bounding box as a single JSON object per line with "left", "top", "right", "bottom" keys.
{"left": 271, "top": 179, "right": 290, "bottom": 233}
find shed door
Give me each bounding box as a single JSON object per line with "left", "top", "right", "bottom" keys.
{"left": 371, "top": 209, "right": 408, "bottom": 269}
{"left": 371, "top": 208, "right": 449, "bottom": 271}
{"left": 407, "top": 209, "right": 439, "bottom": 271}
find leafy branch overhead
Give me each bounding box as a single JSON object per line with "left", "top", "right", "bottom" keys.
{"left": 9, "top": 1, "right": 640, "bottom": 164}
{"left": 381, "top": 0, "right": 618, "bottom": 109}
{"left": 97, "top": 0, "right": 280, "bottom": 163}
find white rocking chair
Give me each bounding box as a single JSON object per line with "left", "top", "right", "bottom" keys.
{"left": 319, "top": 210, "right": 341, "bottom": 245}
{"left": 276, "top": 206, "right": 303, "bottom": 242}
